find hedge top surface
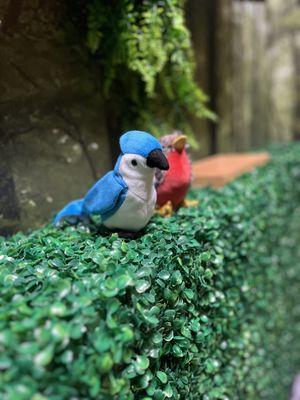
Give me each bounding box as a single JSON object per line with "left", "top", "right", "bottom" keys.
{"left": 0, "top": 144, "right": 300, "bottom": 400}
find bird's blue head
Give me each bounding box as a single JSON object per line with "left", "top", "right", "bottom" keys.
{"left": 120, "top": 130, "right": 162, "bottom": 157}
{"left": 115, "top": 130, "right": 169, "bottom": 173}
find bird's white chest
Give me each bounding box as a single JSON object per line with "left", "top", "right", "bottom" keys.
{"left": 103, "top": 182, "right": 156, "bottom": 232}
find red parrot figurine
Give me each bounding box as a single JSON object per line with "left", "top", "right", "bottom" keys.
{"left": 155, "top": 131, "right": 195, "bottom": 215}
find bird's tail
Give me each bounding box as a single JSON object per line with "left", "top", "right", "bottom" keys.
{"left": 53, "top": 199, "right": 89, "bottom": 226}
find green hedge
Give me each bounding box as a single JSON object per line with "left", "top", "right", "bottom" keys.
{"left": 1, "top": 144, "right": 300, "bottom": 400}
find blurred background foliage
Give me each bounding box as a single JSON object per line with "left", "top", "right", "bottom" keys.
{"left": 71, "top": 0, "right": 216, "bottom": 143}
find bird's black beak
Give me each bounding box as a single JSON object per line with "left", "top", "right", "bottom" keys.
{"left": 146, "top": 149, "right": 169, "bottom": 170}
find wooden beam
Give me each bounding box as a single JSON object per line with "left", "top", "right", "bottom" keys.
{"left": 192, "top": 152, "right": 270, "bottom": 188}
{"left": 207, "top": 0, "right": 218, "bottom": 154}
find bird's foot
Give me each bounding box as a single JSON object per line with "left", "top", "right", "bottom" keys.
{"left": 155, "top": 201, "right": 173, "bottom": 217}
{"left": 181, "top": 199, "right": 199, "bottom": 208}
{"left": 115, "top": 230, "right": 140, "bottom": 240}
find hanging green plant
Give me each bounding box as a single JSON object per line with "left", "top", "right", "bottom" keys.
{"left": 85, "top": 0, "right": 216, "bottom": 138}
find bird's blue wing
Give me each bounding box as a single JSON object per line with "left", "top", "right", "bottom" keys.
{"left": 83, "top": 171, "right": 127, "bottom": 220}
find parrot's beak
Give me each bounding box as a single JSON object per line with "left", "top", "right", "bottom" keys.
{"left": 146, "top": 149, "right": 169, "bottom": 170}
{"left": 172, "top": 135, "right": 187, "bottom": 152}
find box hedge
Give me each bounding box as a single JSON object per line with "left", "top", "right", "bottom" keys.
{"left": 1, "top": 144, "right": 300, "bottom": 400}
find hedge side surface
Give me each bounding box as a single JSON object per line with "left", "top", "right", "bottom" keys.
{"left": 0, "top": 144, "right": 300, "bottom": 400}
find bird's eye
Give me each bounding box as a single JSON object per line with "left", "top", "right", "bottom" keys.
{"left": 131, "top": 159, "right": 137, "bottom": 166}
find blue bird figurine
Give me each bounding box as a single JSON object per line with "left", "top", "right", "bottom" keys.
{"left": 54, "top": 130, "right": 169, "bottom": 238}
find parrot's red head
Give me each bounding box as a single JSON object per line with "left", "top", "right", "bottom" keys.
{"left": 156, "top": 131, "right": 192, "bottom": 208}
{"left": 160, "top": 131, "right": 188, "bottom": 154}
